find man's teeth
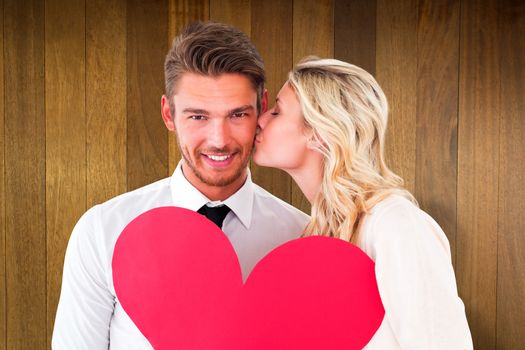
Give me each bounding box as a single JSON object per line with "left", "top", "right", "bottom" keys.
{"left": 208, "top": 154, "right": 231, "bottom": 161}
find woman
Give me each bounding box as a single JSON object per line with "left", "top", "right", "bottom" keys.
{"left": 253, "top": 57, "right": 473, "bottom": 349}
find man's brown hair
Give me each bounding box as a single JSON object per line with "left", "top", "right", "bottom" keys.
{"left": 164, "top": 21, "right": 266, "bottom": 113}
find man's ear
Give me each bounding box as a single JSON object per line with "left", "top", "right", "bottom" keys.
{"left": 161, "top": 95, "right": 175, "bottom": 131}
{"left": 261, "top": 89, "right": 269, "bottom": 114}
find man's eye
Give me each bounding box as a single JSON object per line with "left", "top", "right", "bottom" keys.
{"left": 232, "top": 112, "right": 248, "bottom": 118}
{"left": 271, "top": 112, "right": 279, "bottom": 116}
{"left": 190, "top": 115, "right": 207, "bottom": 120}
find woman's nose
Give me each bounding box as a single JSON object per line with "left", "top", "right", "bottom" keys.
{"left": 257, "top": 111, "right": 271, "bottom": 129}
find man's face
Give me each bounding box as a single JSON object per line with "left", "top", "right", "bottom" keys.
{"left": 163, "top": 73, "right": 259, "bottom": 195}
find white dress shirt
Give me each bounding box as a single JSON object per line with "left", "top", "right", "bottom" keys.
{"left": 52, "top": 163, "right": 309, "bottom": 349}
{"left": 359, "top": 195, "right": 473, "bottom": 349}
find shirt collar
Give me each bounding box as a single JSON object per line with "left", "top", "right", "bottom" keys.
{"left": 170, "top": 161, "right": 254, "bottom": 229}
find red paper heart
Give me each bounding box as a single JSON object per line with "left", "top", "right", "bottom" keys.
{"left": 112, "top": 207, "right": 384, "bottom": 349}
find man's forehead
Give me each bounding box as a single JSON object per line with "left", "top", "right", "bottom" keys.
{"left": 172, "top": 73, "right": 258, "bottom": 113}
{"left": 174, "top": 72, "right": 257, "bottom": 96}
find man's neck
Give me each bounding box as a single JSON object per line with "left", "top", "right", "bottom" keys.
{"left": 181, "top": 163, "right": 247, "bottom": 201}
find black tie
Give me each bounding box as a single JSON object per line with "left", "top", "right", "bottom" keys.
{"left": 197, "top": 204, "right": 231, "bottom": 229}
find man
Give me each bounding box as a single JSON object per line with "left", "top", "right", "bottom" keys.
{"left": 52, "top": 22, "right": 308, "bottom": 349}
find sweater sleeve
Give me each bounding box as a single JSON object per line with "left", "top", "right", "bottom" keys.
{"left": 362, "top": 198, "right": 473, "bottom": 350}
{"left": 52, "top": 205, "right": 115, "bottom": 350}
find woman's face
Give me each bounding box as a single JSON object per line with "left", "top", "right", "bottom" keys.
{"left": 253, "top": 83, "right": 311, "bottom": 172}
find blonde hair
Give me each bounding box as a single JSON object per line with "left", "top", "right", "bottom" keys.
{"left": 288, "top": 57, "right": 415, "bottom": 243}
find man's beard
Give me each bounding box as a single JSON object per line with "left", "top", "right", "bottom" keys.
{"left": 180, "top": 145, "right": 252, "bottom": 187}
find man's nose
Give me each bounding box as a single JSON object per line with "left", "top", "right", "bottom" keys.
{"left": 208, "top": 119, "right": 231, "bottom": 147}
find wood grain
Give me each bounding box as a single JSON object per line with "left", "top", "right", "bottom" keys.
{"left": 376, "top": 0, "right": 417, "bottom": 194}
{"left": 250, "top": 0, "right": 293, "bottom": 203}
{"left": 210, "top": 0, "right": 251, "bottom": 35}
{"left": 45, "top": 0, "right": 86, "bottom": 344}
{"left": 291, "top": 0, "right": 334, "bottom": 213}
{"left": 127, "top": 0, "right": 169, "bottom": 191}
{"left": 4, "top": 0, "right": 46, "bottom": 348}
{"left": 496, "top": 1, "right": 525, "bottom": 348}
{"left": 169, "top": 0, "right": 209, "bottom": 37}
{"left": 168, "top": 0, "right": 210, "bottom": 175}
{"left": 86, "top": 0, "right": 127, "bottom": 206}
{"left": 0, "top": 0, "right": 5, "bottom": 348}
{"left": 457, "top": 0, "right": 500, "bottom": 348}
{"left": 415, "top": 0, "right": 460, "bottom": 265}
{"left": 293, "top": 0, "right": 333, "bottom": 64}
{"left": 334, "top": 0, "right": 376, "bottom": 75}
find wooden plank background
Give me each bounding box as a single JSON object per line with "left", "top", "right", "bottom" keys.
{"left": 44, "top": 0, "right": 86, "bottom": 345}
{"left": 4, "top": 0, "right": 46, "bottom": 348}
{"left": 0, "top": 0, "right": 5, "bottom": 348}
{"left": 1, "top": 0, "right": 524, "bottom": 349}
{"left": 86, "top": 0, "right": 127, "bottom": 207}
{"left": 376, "top": 0, "right": 418, "bottom": 195}
{"left": 127, "top": 0, "right": 169, "bottom": 190}
{"left": 457, "top": 0, "right": 501, "bottom": 348}
{"left": 334, "top": 0, "right": 376, "bottom": 76}
{"left": 496, "top": 0, "right": 525, "bottom": 347}
{"left": 415, "top": 0, "right": 460, "bottom": 266}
